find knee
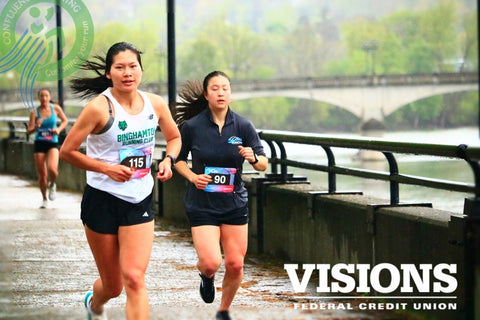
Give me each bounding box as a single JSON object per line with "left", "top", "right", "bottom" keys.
{"left": 225, "top": 257, "right": 244, "bottom": 276}
{"left": 48, "top": 166, "right": 58, "bottom": 177}
{"left": 122, "top": 268, "right": 146, "bottom": 292}
{"left": 198, "top": 257, "right": 222, "bottom": 276}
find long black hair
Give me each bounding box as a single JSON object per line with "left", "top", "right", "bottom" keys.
{"left": 173, "top": 70, "right": 231, "bottom": 128}
{"left": 70, "top": 42, "right": 143, "bottom": 100}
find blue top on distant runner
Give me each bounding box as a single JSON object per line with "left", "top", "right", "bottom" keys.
{"left": 35, "top": 103, "right": 58, "bottom": 143}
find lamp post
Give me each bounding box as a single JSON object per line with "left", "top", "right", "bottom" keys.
{"left": 167, "top": 0, "right": 176, "bottom": 109}
{"left": 361, "top": 39, "right": 378, "bottom": 76}
{"left": 55, "top": 0, "right": 63, "bottom": 109}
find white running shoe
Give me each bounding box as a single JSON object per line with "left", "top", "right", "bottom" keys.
{"left": 48, "top": 183, "right": 56, "bottom": 201}
{"left": 84, "top": 291, "right": 108, "bottom": 320}
{"left": 39, "top": 199, "right": 47, "bottom": 209}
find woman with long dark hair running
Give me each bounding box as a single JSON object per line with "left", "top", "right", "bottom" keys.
{"left": 60, "top": 42, "right": 181, "bottom": 320}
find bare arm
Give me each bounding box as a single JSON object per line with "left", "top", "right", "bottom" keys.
{"left": 148, "top": 93, "right": 182, "bottom": 182}
{"left": 26, "top": 110, "right": 39, "bottom": 134}
{"left": 52, "top": 104, "right": 68, "bottom": 135}
{"left": 238, "top": 146, "right": 268, "bottom": 171}
{"left": 59, "top": 96, "right": 134, "bottom": 183}
{"left": 174, "top": 160, "right": 212, "bottom": 190}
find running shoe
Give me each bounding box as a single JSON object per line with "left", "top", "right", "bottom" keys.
{"left": 39, "top": 199, "right": 47, "bottom": 209}
{"left": 48, "top": 183, "right": 56, "bottom": 201}
{"left": 216, "top": 310, "right": 231, "bottom": 320}
{"left": 199, "top": 273, "right": 215, "bottom": 303}
{"left": 84, "top": 291, "right": 108, "bottom": 320}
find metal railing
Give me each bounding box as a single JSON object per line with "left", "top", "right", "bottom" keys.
{"left": 259, "top": 130, "right": 480, "bottom": 205}
{"left": 0, "top": 116, "right": 75, "bottom": 141}
{"left": 2, "top": 116, "right": 479, "bottom": 205}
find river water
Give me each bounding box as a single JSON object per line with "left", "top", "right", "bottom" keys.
{"left": 259, "top": 127, "right": 480, "bottom": 214}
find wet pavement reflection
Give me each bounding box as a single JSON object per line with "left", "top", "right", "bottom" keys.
{"left": 0, "top": 173, "right": 419, "bottom": 320}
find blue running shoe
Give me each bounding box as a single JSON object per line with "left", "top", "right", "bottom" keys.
{"left": 84, "top": 291, "right": 108, "bottom": 320}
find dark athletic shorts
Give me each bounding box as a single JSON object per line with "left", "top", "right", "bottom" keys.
{"left": 186, "top": 206, "right": 249, "bottom": 227}
{"left": 34, "top": 140, "right": 58, "bottom": 153}
{"left": 81, "top": 184, "right": 154, "bottom": 234}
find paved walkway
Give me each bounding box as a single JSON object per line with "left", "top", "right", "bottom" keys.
{"left": 0, "top": 173, "right": 418, "bottom": 320}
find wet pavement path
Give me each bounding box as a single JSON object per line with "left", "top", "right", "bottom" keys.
{"left": 0, "top": 173, "right": 418, "bottom": 320}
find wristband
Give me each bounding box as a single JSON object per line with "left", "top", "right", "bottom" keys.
{"left": 249, "top": 153, "right": 259, "bottom": 165}
{"left": 165, "top": 154, "right": 176, "bottom": 166}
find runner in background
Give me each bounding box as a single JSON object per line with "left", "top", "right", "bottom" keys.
{"left": 173, "top": 71, "right": 268, "bottom": 320}
{"left": 27, "top": 88, "right": 68, "bottom": 209}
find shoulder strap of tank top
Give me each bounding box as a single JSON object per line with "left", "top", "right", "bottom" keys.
{"left": 96, "top": 95, "right": 115, "bottom": 135}
{"left": 106, "top": 96, "right": 113, "bottom": 116}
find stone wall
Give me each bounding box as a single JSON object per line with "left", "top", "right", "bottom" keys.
{"left": 0, "top": 138, "right": 468, "bottom": 319}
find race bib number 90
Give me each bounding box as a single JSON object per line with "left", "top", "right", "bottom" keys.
{"left": 119, "top": 147, "right": 152, "bottom": 179}
{"left": 204, "top": 167, "right": 236, "bottom": 193}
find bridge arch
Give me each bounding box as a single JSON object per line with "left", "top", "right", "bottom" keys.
{"left": 232, "top": 83, "right": 478, "bottom": 123}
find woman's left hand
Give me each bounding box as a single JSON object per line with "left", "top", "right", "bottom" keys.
{"left": 238, "top": 146, "right": 256, "bottom": 163}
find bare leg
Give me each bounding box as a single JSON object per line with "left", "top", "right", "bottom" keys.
{"left": 218, "top": 224, "right": 248, "bottom": 311}
{"left": 118, "top": 221, "right": 154, "bottom": 320}
{"left": 84, "top": 226, "right": 124, "bottom": 314}
{"left": 191, "top": 225, "right": 222, "bottom": 278}
{"left": 45, "top": 147, "right": 59, "bottom": 186}
{"left": 33, "top": 153, "right": 47, "bottom": 200}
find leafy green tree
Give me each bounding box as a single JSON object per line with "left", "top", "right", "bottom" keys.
{"left": 324, "top": 50, "right": 366, "bottom": 75}
{"left": 449, "top": 92, "right": 478, "bottom": 126}
{"left": 335, "top": 17, "right": 391, "bottom": 75}
{"left": 458, "top": 11, "right": 478, "bottom": 71}
{"left": 418, "top": 0, "right": 458, "bottom": 71}
{"left": 284, "top": 16, "right": 325, "bottom": 76}
{"left": 177, "top": 38, "right": 221, "bottom": 81}
{"left": 177, "top": 18, "right": 262, "bottom": 79}
{"left": 232, "top": 97, "right": 291, "bottom": 129}
{"left": 404, "top": 41, "right": 437, "bottom": 73}
{"left": 80, "top": 21, "right": 164, "bottom": 83}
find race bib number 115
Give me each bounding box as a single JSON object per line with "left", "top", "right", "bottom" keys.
{"left": 119, "top": 147, "right": 152, "bottom": 179}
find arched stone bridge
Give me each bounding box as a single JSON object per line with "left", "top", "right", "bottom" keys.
{"left": 230, "top": 72, "right": 478, "bottom": 124}
{"left": 1, "top": 72, "right": 477, "bottom": 125}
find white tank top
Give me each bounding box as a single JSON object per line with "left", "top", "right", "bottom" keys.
{"left": 86, "top": 88, "right": 158, "bottom": 203}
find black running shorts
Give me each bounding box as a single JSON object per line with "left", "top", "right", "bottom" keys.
{"left": 81, "top": 184, "right": 154, "bottom": 234}
{"left": 34, "top": 140, "right": 58, "bottom": 153}
{"left": 186, "top": 206, "right": 249, "bottom": 227}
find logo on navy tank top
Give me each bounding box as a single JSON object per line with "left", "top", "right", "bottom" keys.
{"left": 228, "top": 136, "right": 242, "bottom": 145}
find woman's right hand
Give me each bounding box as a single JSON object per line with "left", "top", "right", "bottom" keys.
{"left": 105, "top": 164, "right": 135, "bottom": 182}
{"left": 35, "top": 118, "right": 43, "bottom": 128}
{"left": 192, "top": 173, "right": 212, "bottom": 190}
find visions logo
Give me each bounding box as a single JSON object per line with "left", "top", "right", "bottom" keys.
{"left": 0, "top": 0, "right": 94, "bottom": 111}
{"left": 284, "top": 263, "right": 457, "bottom": 294}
